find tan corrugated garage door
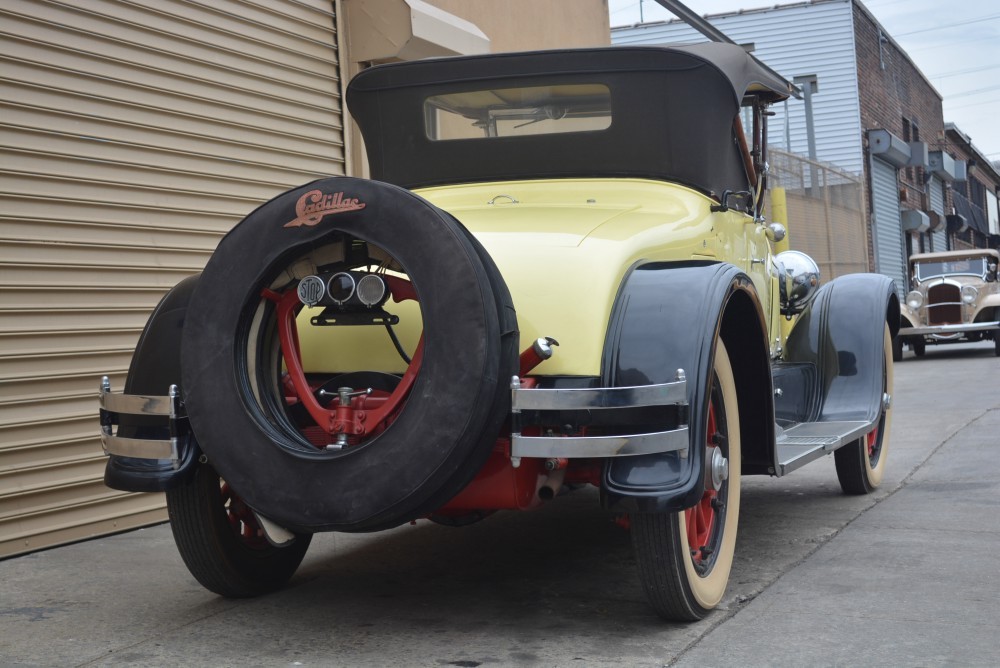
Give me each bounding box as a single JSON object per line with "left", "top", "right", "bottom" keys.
{"left": 0, "top": 0, "right": 345, "bottom": 557}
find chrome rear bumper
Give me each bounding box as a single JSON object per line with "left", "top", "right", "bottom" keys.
{"left": 98, "top": 376, "right": 186, "bottom": 467}
{"left": 510, "top": 373, "right": 689, "bottom": 460}
{"left": 99, "top": 372, "right": 690, "bottom": 466}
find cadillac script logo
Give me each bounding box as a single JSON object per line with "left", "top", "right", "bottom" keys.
{"left": 284, "top": 190, "right": 366, "bottom": 227}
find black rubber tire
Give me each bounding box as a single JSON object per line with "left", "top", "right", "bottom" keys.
{"left": 631, "top": 339, "right": 741, "bottom": 622}
{"left": 406, "top": 219, "right": 519, "bottom": 519}
{"left": 994, "top": 334, "right": 999, "bottom": 357}
{"left": 180, "top": 177, "right": 517, "bottom": 533}
{"left": 836, "top": 325, "right": 893, "bottom": 495}
{"left": 912, "top": 338, "right": 926, "bottom": 357}
{"left": 166, "top": 463, "right": 311, "bottom": 597}
{"left": 891, "top": 335, "right": 903, "bottom": 362}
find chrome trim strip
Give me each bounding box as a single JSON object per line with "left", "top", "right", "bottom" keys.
{"left": 512, "top": 379, "right": 687, "bottom": 412}
{"left": 512, "top": 427, "right": 689, "bottom": 458}
{"left": 99, "top": 376, "right": 183, "bottom": 466}
{"left": 929, "top": 333, "right": 964, "bottom": 341}
{"left": 100, "top": 433, "right": 177, "bottom": 460}
{"left": 98, "top": 391, "right": 174, "bottom": 416}
{"left": 509, "top": 374, "right": 689, "bottom": 458}
{"left": 899, "top": 320, "right": 999, "bottom": 336}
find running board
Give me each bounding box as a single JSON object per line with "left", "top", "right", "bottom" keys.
{"left": 774, "top": 420, "right": 871, "bottom": 475}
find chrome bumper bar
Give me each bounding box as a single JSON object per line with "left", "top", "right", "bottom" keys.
{"left": 899, "top": 320, "right": 999, "bottom": 337}
{"left": 98, "top": 376, "right": 186, "bottom": 467}
{"left": 510, "top": 373, "right": 689, "bottom": 459}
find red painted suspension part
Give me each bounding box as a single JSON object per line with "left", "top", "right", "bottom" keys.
{"left": 221, "top": 481, "right": 268, "bottom": 549}
{"left": 262, "top": 278, "right": 421, "bottom": 442}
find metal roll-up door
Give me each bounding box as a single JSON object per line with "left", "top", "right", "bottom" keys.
{"left": 0, "top": 0, "right": 344, "bottom": 557}
{"left": 871, "top": 157, "right": 905, "bottom": 298}
{"left": 928, "top": 176, "right": 948, "bottom": 252}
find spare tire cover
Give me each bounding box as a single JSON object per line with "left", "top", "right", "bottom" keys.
{"left": 181, "top": 177, "right": 517, "bottom": 532}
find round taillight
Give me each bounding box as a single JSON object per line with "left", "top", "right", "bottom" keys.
{"left": 356, "top": 274, "right": 387, "bottom": 307}
{"left": 327, "top": 272, "right": 356, "bottom": 305}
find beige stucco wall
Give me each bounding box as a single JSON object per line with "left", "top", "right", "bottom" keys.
{"left": 429, "top": 0, "right": 610, "bottom": 50}
{"left": 339, "top": 0, "right": 611, "bottom": 176}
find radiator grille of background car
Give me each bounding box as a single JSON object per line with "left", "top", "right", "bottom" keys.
{"left": 926, "top": 284, "right": 962, "bottom": 324}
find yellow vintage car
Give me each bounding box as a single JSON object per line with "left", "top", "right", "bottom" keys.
{"left": 99, "top": 43, "right": 899, "bottom": 621}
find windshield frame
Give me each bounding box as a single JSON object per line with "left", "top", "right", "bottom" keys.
{"left": 913, "top": 257, "right": 987, "bottom": 282}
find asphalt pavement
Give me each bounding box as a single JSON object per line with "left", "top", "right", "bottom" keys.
{"left": 1, "top": 341, "right": 997, "bottom": 667}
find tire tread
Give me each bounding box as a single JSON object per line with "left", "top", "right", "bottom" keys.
{"left": 631, "top": 513, "right": 705, "bottom": 621}
{"left": 834, "top": 443, "right": 875, "bottom": 495}
{"left": 166, "top": 465, "right": 311, "bottom": 598}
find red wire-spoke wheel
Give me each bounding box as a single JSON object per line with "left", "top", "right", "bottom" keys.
{"left": 835, "top": 324, "right": 894, "bottom": 494}
{"left": 866, "top": 427, "right": 879, "bottom": 458}
{"left": 686, "top": 404, "right": 724, "bottom": 573}
{"left": 631, "top": 339, "right": 742, "bottom": 621}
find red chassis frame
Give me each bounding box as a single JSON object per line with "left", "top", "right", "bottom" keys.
{"left": 262, "top": 278, "right": 603, "bottom": 516}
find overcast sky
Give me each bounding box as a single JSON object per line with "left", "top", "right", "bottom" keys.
{"left": 608, "top": 0, "right": 1000, "bottom": 164}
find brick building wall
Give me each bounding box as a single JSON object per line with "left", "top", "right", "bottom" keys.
{"left": 853, "top": 1, "right": 946, "bottom": 265}
{"left": 945, "top": 127, "right": 1000, "bottom": 251}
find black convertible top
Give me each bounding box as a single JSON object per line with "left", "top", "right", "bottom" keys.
{"left": 347, "top": 43, "right": 792, "bottom": 196}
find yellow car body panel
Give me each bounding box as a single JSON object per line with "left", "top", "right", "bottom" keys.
{"left": 299, "top": 178, "right": 774, "bottom": 376}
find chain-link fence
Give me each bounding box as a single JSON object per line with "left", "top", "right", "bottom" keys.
{"left": 765, "top": 149, "right": 869, "bottom": 281}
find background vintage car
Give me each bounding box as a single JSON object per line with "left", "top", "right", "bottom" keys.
{"left": 897, "top": 249, "right": 1000, "bottom": 359}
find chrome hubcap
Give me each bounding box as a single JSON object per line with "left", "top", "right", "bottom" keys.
{"left": 709, "top": 446, "right": 729, "bottom": 490}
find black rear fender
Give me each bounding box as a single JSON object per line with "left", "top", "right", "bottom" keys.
{"left": 600, "top": 261, "right": 775, "bottom": 513}
{"left": 104, "top": 274, "right": 202, "bottom": 492}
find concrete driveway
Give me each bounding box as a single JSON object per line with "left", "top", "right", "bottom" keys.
{"left": 2, "top": 342, "right": 997, "bottom": 667}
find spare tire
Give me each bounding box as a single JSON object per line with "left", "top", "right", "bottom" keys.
{"left": 181, "top": 177, "right": 518, "bottom": 533}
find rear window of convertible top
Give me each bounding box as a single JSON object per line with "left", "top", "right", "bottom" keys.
{"left": 424, "top": 84, "right": 612, "bottom": 141}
